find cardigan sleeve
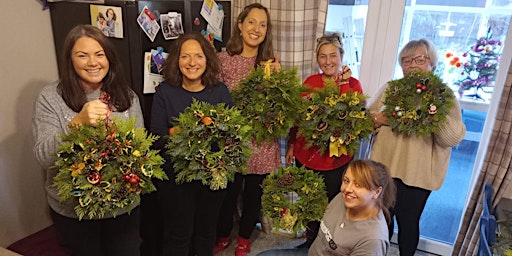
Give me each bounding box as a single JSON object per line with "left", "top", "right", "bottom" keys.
{"left": 433, "top": 100, "right": 466, "bottom": 148}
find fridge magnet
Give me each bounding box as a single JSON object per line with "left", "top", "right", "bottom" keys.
{"left": 143, "top": 51, "right": 167, "bottom": 94}
{"left": 160, "top": 12, "right": 184, "bottom": 40}
{"left": 151, "top": 47, "right": 168, "bottom": 74}
{"left": 90, "top": 5, "right": 123, "bottom": 38}
{"left": 137, "top": 6, "right": 160, "bottom": 42}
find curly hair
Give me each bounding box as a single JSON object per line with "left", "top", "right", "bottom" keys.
{"left": 162, "top": 32, "right": 220, "bottom": 87}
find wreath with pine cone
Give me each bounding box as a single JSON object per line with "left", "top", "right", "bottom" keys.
{"left": 383, "top": 70, "right": 455, "bottom": 136}
{"left": 166, "top": 99, "right": 252, "bottom": 190}
{"left": 231, "top": 65, "right": 306, "bottom": 144}
{"left": 261, "top": 166, "right": 328, "bottom": 233}
{"left": 297, "top": 79, "right": 374, "bottom": 157}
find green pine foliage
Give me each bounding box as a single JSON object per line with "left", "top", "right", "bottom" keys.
{"left": 166, "top": 99, "right": 252, "bottom": 190}
{"left": 298, "top": 80, "right": 374, "bottom": 156}
{"left": 53, "top": 117, "right": 167, "bottom": 220}
{"left": 262, "top": 166, "right": 328, "bottom": 233}
{"left": 493, "top": 211, "right": 512, "bottom": 256}
{"left": 384, "top": 70, "right": 455, "bottom": 136}
{"left": 231, "top": 66, "right": 307, "bottom": 144}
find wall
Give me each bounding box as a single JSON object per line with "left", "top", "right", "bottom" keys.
{"left": 0, "top": 1, "right": 57, "bottom": 247}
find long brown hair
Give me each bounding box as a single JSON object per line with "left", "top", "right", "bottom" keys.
{"left": 226, "top": 3, "right": 274, "bottom": 67}
{"left": 347, "top": 159, "right": 396, "bottom": 224}
{"left": 58, "top": 24, "right": 133, "bottom": 112}
{"left": 162, "top": 32, "right": 220, "bottom": 87}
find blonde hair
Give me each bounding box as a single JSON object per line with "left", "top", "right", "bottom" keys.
{"left": 347, "top": 160, "right": 396, "bottom": 224}
{"left": 398, "top": 38, "right": 438, "bottom": 70}
{"left": 315, "top": 32, "right": 344, "bottom": 57}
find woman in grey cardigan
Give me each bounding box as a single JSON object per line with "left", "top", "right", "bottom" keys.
{"left": 32, "top": 24, "right": 143, "bottom": 256}
{"left": 369, "top": 38, "right": 466, "bottom": 256}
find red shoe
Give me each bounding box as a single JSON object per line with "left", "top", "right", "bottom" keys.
{"left": 213, "top": 236, "right": 231, "bottom": 254}
{"left": 235, "top": 236, "right": 251, "bottom": 256}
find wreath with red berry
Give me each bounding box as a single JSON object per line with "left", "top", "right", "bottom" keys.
{"left": 261, "top": 166, "right": 328, "bottom": 233}
{"left": 53, "top": 114, "right": 167, "bottom": 220}
{"left": 383, "top": 70, "right": 455, "bottom": 136}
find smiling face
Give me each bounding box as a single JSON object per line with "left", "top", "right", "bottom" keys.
{"left": 341, "top": 167, "right": 381, "bottom": 212}
{"left": 317, "top": 43, "right": 342, "bottom": 78}
{"left": 400, "top": 47, "right": 433, "bottom": 76}
{"left": 71, "top": 36, "right": 109, "bottom": 91}
{"left": 179, "top": 39, "right": 206, "bottom": 86}
{"left": 238, "top": 8, "right": 268, "bottom": 52}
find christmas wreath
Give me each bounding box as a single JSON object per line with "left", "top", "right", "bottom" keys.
{"left": 383, "top": 70, "right": 455, "bottom": 136}
{"left": 298, "top": 80, "right": 374, "bottom": 157}
{"left": 166, "top": 99, "right": 252, "bottom": 190}
{"left": 53, "top": 112, "right": 167, "bottom": 220}
{"left": 231, "top": 63, "right": 306, "bottom": 144}
{"left": 262, "top": 166, "right": 328, "bottom": 233}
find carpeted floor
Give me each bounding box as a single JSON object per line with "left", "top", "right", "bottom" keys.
{"left": 216, "top": 223, "right": 439, "bottom": 256}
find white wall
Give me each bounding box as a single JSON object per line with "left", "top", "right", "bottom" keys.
{"left": 0, "top": 0, "right": 58, "bottom": 247}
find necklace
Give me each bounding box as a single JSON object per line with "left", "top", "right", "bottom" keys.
{"left": 340, "top": 207, "right": 379, "bottom": 228}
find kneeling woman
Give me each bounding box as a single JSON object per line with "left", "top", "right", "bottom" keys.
{"left": 258, "top": 160, "right": 396, "bottom": 256}
{"left": 308, "top": 159, "right": 396, "bottom": 255}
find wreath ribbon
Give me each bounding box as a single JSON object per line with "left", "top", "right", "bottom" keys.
{"left": 263, "top": 59, "right": 273, "bottom": 79}
{"left": 329, "top": 137, "right": 347, "bottom": 157}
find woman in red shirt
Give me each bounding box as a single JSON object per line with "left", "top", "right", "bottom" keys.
{"left": 286, "top": 32, "right": 363, "bottom": 248}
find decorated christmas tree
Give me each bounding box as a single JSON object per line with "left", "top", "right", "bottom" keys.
{"left": 446, "top": 28, "right": 503, "bottom": 99}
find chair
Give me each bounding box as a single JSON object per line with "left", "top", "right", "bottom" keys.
{"left": 479, "top": 184, "right": 496, "bottom": 256}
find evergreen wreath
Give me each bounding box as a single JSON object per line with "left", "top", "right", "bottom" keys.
{"left": 383, "top": 70, "right": 455, "bottom": 136}
{"left": 53, "top": 108, "right": 167, "bottom": 220}
{"left": 298, "top": 79, "right": 374, "bottom": 157}
{"left": 231, "top": 64, "right": 306, "bottom": 144}
{"left": 166, "top": 99, "right": 252, "bottom": 190}
{"left": 262, "top": 166, "right": 328, "bottom": 233}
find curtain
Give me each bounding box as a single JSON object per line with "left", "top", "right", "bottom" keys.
{"left": 452, "top": 60, "right": 512, "bottom": 255}
{"left": 231, "top": 0, "right": 329, "bottom": 80}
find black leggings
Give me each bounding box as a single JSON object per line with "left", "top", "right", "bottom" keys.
{"left": 388, "top": 178, "right": 431, "bottom": 256}
{"left": 217, "top": 173, "right": 267, "bottom": 239}
{"left": 50, "top": 207, "right": 140, "bottom": 256}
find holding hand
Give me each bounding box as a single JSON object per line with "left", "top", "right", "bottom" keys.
{"left": 372, "top": 112, "right": 388, "bottom": 129}
{"left": 69, "top": 100, "right": 109, "bottom": 126}
{"left": 285, "top": 144, "right": 294, "bottom": 165}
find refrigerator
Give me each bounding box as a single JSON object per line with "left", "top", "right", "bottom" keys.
{"left": 48, "top": 0, "right": 232, "bottom": 128}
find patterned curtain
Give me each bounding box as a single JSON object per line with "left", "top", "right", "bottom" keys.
{"left": 452, "top": 60, "right": 512, "bottom": 255}
{"left": 231, "top": 0, "right": 329, "bottom": 80}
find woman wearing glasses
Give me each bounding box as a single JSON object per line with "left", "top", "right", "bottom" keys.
{"left": 285, "top": 32, "right": 363, "bottom": 248}
{"left": 369, "top": 39, "right": 465, "bottom": 255}
{"left": 257, "top": 160, "right": 396, "bottom": 256}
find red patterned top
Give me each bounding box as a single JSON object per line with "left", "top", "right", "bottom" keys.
{"left": 218, "top": 51, "right": 281, "bottom": 175}
{"left": 288, "top": 74, "right": 363, "bottom": 171}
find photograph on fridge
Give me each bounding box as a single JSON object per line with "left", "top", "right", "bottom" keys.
{"left": 160, "top": 12, "right": 184, "bottom": 40}
{"left": 137, "top": 6, "right": 160, "bottom": 42}
{"left": 90, "top": 5, "right": 123, "bottom": 38}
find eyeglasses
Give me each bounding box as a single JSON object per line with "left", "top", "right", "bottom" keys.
{"left": 401, "top": 55, "right": 429, "bottom": 66}
{"left": 317, "top": 34, "right": 342, "bottom": 44}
